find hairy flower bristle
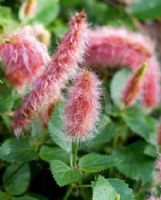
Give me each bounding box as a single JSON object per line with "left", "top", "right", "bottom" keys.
{"left": 64, "top": 69, "right": 101, "bottom": 140}
{"left": 12, "top": 11, "right": 88, "bottom": 135}
{"left": 0, "top": 30, "right": 50, "bottom": 91}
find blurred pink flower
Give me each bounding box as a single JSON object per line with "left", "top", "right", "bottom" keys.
{"left": 85, "top": 27, "right": 160, "bottom": 108}
{"left": 12, "top": 11, "right": 88, "bottom": 136}
{"left": 122, "top": 62, "right": 147, "bottom": 106}
{"left": 0, "top": 30, "right": 50, "bottom": 91}
{"left": 64, "top": 69, "right": 101, "bottom": 140}
{"left": 86, "top": 27, "right": 153, "bottom": 70}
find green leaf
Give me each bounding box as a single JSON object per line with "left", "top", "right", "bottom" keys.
{"left": 144, "top": 144, "right": 157, "bottom": 158}
{"left": 0, "top": 138, "right": 38, "bottom": 162}
{"left": 0, "top": 85, "right": 14, "bottom": 113}
{"left": 110, "top": 69, "right": 131, "bottom": 108}
{"left": 52, "top": 19, "right": 67, "bottom": 38}
{"left": 92, "top": 176, "right": 118, "bottom": 200}
{"left": 112, "top": 141, "right": 155, "bottom": 184}
{"left": 3, "top": 163, "right": 31, "bottom": 196}
{"left": 26, "top": 0, "right": 59, "bottom": 25}
{"left": 50, "top": 160, "right": 81, "bottom": 187}
{"left": 79, "top": 153, "right": 116, "bottom": 173}
{"left": 13, "top": 196, "right": 39, "bottom": 200}
{"left": 39, "top": 145, "right": 69, "bottom": 163}
{"left": 108, "top": 178, "right": 135, "bottom": 200}
{"left": 0, "top": 191, "right": 10, "bottom": 200}
{"left": 0, "top": 6, "right": 17, "bottom": 32}
{"left": 122, "top": 107, "right": 157, "bottom": 145}
{"left": 49, "top": 103, "right": 71, "bottom": 152}
{"left": 87, "top": 116, "right": 116, "bottom": 146}
{"left": 128, "top": 0, "right": 161, "bottom": 20}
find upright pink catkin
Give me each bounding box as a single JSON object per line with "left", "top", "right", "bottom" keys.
{"left": 64, "top": 69, "right": 101, "bottom": 140}
{"left": 85, "top": 27, "right": 160, "bottom": 108}
{"left": 11, "top": 11, "right": 88, "bottom": 136}
{"left": 0, "top": 30, "right": 50, "bottom": 91}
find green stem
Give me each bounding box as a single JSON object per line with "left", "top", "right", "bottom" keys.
{"left": 78, "top": 184, "right": 91, "bottom": 188}
{"left": 70, "top": 144, "right": 73, "bottom": 168}
{"left": 73, "top": 139, "right": 79, "bottom": 167}
{"left": 63, "top": 186, "right": 73, "bottom": 200}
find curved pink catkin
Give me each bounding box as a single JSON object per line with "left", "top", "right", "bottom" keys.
{"left": 64, "top": 69, "right": 101, "bottom": 140}
{"left": 122, "top": 62, "right": 147, "bottom": 106}
{"left": 12, "top": 11, "right": 88, "bottom": 136}
{"left": 85, "top": 27, "right": 153, "bottom": 71}
{"left": 85, "top": 27, "right": 160, "bottom": 108}
{"left": 0, "top": 30, "right": 50, "bottom": 91}
{"left": 143, "top": 57, "right": 160, "bottom": 108}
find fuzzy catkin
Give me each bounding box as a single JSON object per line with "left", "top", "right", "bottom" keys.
{"left": 12, "top": 11, "right": 88, "bottom": 136}
{"left": 64, "top": 69, "right": 101, "bottom": 140}
{"left": 0, "top": 30, "right": 50, "bottom": 91}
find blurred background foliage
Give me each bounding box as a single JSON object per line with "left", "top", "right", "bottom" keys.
{"left": 0, "top": 0, "right": 161, "bottom": 200}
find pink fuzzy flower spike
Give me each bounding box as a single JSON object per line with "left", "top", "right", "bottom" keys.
{"left": 12, "top": 11, "right": 88, "bottom": 136}
{"left": 122, "top": 62, "right": 148, "bottom": 106}
{"left": 0, "top": 30, "right": 50, "bottom": 91}
{"left": 143, "top": 57, "right": 160, "bottom": 108}
{"left": 64, "top": 69, "right": 101, "bottom": 140}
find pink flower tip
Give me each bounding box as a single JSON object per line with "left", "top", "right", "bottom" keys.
{"left": 143, "top": 57, "right": 160, "bottom": 108}
{"left": 122, "top": 62, "right": 148, "bottom": 106}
